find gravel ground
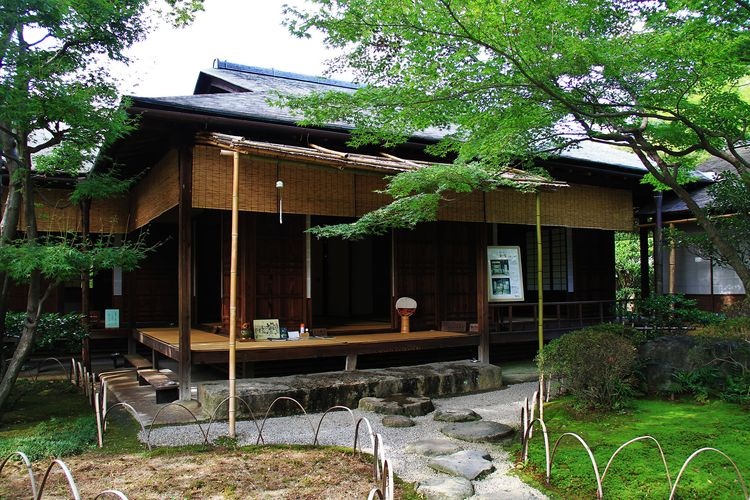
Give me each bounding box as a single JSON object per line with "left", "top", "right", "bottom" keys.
{"left": 142, "top": 381, "right": 547, "bottom": 499}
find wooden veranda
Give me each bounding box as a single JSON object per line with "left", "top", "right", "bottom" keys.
{"left": 134, "top": 327, "right": 479, "bottom": 371}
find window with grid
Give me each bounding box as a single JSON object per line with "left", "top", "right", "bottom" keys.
{"left": 525, "top": 227, "right": 568, "bottom": 291}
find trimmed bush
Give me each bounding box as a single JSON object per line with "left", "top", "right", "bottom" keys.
{"left": 4, "top": 312, "right": 87, "bottom": 354}
{"left": 539, "top": 325, "right": 637, "bottom": 410}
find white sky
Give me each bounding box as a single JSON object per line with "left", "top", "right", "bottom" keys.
{"left": 116, "top": 0, "right": 344, "bottom": 97}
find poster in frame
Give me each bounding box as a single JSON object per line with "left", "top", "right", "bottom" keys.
{"left": 487, "top": 246, "right": 524, "bottom": 302}
{"left": 253, "top": 319, "right": 281, "bottom": 340}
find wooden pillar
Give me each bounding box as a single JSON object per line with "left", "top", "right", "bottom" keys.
{"left": 476, "top": 223, "right": 489, "bottom": 363}
{"left": 653, "top": 192, "right": 663, "bottom": 295}
{"left": 80, "top": 197, "right": 91, "bottom": 371}
{"left": 668, "top": 222, "right": 676, "bottom": 295}
{"left": 177, "top": 144, "right": 193, "bottom": 401}
{"left": 639, "top": 225, "right": 650, "bottom": 299}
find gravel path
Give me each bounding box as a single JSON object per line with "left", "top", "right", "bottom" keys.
{"left": 142, "top": 381, "right": 547, "bottom": 499}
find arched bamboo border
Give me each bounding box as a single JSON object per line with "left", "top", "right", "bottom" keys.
{"left": 669, "top": 447, "right": 749, "bottom": 500}
{"left": 601, "top": 436, "right": 672, "bottom": 489}
{"left": 314, "top": 406, "right": 356, "bottom": 445}
{"left": 0, "top": 451, "right": 37, "bottom": 498}
{"left": 205, "top": 396, "right": 261, "bottom": 445}
{"left": 146, "top": 402, "right": 207, "bottom": 448}
{"left": 32, "top": 357, "right": 69, "bottom": 382}
{"left": 256, "top": 396, "right": 315, "bottom": 445}
{"left": 36, "top": 458, "right": 81, "bottom": 500}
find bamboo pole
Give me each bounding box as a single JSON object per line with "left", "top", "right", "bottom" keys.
{"left": 536, "top": 191, "right": 545, "bottom": 419}
{"left": 221, "top": 150, "right": 240, "bottom": 438}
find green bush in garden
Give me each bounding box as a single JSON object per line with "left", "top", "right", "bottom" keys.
{"left": 4, "top": 312, "right": 87, "bottom": 355}
{"left": 539, "top": 326, "right": 638, "bottom": 410}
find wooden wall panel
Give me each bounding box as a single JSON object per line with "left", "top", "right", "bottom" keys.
{"left": 571, "top": 228, "right": 615, "bottom": 300}
{"left": 438, "top": 222, "right": 478, "bottom": 322}
{"left": 129, "top": 149, "right": 179, "bottom": 230}
{"left": 394, "top": 224, "right": 437, "bottom": 330}
{"left": 253, "top": 213, "right": 305, "bottom": 331}
{"left": 128, "top": 224, "right": 178, "bottom": 324}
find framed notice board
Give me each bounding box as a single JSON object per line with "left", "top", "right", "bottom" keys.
{"left": 487, "top": 246, "right": 524, "bottom": 302}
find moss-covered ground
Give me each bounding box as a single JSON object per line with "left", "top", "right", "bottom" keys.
{"left": 516, "top": 398, "right": 750, "bottom": 499}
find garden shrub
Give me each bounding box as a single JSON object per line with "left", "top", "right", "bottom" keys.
{"left": 4, "top": 312, "right": 87, "bottom": 354}
{"left": 539, "top": 325, "right": 638, "bottom": 410}
{"left": 634, "top": 294, "right": 721, "bottom": 329}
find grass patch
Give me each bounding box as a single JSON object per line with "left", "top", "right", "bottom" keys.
{"left": 515, "top": 398, "right": 750, "bottom": 498}
{"left": 0, "top": 379, "right": 97, "bottom": 461}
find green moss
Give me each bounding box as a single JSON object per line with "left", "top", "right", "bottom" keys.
{"left": 515, "top": 398, "right": 750, "bottom": 499}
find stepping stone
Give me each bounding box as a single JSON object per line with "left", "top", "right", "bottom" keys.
{"left": 428, "top": 450, "right": 494, "bottom": 480}
{"left": 382, "top": 415, "right": 415, "bottom": 427}
{"left": 358, "top": 394, "right": 434, "bottom": 416}
{"left": 434, "top": 408, "right": 481, "bottom": 422}
{"left": 417, "top": 476, "right": 474, "bottom": 499}
{"left": 440, "top": 421, "right": 514, "bottom": 443}
{"left": 405, "top": 438, "right": 462, "bottom": 456}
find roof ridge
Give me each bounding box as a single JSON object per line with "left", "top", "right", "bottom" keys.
{"left": 213, "top": 59, "right": 359, "bottom": 89}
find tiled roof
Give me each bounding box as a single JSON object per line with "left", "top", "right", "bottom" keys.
{"left": 130, "top": 60, "right": 648, "bottom": 172}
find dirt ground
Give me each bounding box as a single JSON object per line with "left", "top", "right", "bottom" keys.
{"left": 0, "top": 446, "right": 400, "bottom": 499}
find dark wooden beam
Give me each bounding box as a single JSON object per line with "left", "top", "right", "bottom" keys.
{"left": 178, "top": 144, "right": 193, "bottom": 400}
{"left": 639, "top": 226, "right": 651, "bottom": 299}
{"left": 476, "top": 223, "right": 490, "bottom": 363}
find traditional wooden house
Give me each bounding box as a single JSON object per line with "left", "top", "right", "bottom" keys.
{"left": 15, "top": 61, "right": 647, "bottom": 394}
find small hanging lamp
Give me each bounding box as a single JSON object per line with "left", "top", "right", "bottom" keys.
{"left": 276, "top": 180, "right": 284, "bottom": 224}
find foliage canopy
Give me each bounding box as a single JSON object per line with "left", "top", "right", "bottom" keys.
{"left": 283, "top": 0, "right": 750, "bottom": 292}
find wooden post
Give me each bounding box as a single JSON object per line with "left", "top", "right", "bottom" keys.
{"left": 536, "top": 192, "right": 544, "bottom": 354}
{"left": 654, "top": 192, "right": 663, "bottom": 295}
{"left": 639, "top": 226, "right": 650, "bottom": 299}
{"left": 80, "top": 197, "right": 91, "bottom": 371}
{"left": 476, "top": 223, "right": 489, "bottom": 363}
{"left": 221, "top": 150, "right": 240, "bottom": 438}
{"left": 178, "top": 145, "right": 193, "bottom": 401}
{"left": 668, "top": 222, "right": 676, "bottom": 295}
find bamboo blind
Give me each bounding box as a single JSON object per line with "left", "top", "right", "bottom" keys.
{"left": 193, "top": 144, "right": 358, "bottom": 216}
{"left": 438, "top": 191, "right": 485, "bottom": 222}
{"left": 10, "top": 188, "right": 127, "bottom": 234}
{"left": 129, "top": 149, "right": 180, "bottom": 230}
{"left": 486, "top": 184, "right": 633, "bottom": 230}
{"left": 191, "top": 144, "right": 633, "bottom": 231}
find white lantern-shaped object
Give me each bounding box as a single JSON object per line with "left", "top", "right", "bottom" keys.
{"left": 395, "top": 297, "right": 417, "bottom": 334}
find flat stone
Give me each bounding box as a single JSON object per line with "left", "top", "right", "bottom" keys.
{"left": 405, "top": 438, "right": 463, "bottom": 456}
{"left": 441, "top": 421, "right": 514, "bottom": 443}
{"left": 358, "top": 394, "right": 434, "bottom": 416}
{"left": 417, "top": 476, "right": 474, "bottom": 499}
{"left": 428, "top": 450, "right": 494, "bottom": 480}
{"left": 434, "top": 408, "right": 481, "bottom": 422}
{"left": 382, "top": 415, "right": 415, "bottom": 427}
{"left": 198, "top": 360, "right": 502, "bottom": 418}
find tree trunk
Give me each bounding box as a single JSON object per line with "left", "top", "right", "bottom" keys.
{"left": 0, "top": 144, "right": 42, "bottom": 414}
{"left": 0, "top": 129, "right": 23, "bottom": 379}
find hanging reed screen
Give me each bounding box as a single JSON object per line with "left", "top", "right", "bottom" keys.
{"left": 12, "top": 188, "right": 128, "bottom": 234}
{"left": 129, "top": 149, "right": 179, "bottom": 230}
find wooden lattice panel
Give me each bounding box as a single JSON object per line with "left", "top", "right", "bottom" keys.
{"left": 129, "top": 149, "right": 179, "bottom": 230}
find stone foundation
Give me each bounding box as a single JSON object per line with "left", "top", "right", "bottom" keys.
{"left": 198, "top": 361, "right": 503, "bottom": 418}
